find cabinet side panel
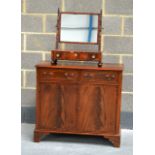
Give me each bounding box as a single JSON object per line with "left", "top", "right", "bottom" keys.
{"left": 115, "top": 72, "right": 123, "bottom": 133}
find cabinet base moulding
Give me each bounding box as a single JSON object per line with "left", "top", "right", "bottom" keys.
{"left": 34, "top": 129, "right": 120, "bottom": 147}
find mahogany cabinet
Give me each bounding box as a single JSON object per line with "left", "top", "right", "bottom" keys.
{"left": 34, "top": 62, "right": 123, "bottom": 147}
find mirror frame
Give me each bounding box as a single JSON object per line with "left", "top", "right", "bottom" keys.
{"left": 55, "top": 9, "right": 102, "bottom": 51}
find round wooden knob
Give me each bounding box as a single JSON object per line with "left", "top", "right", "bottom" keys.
{"left": 56, "top": 53, "right": 60, "bottom": 58}
{"left": 91, "top": 55, "right": 96, "bottom": 59}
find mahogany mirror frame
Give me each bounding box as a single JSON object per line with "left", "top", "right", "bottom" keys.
{"left": 55, "top": 9, "right": 102, "bottom": 51}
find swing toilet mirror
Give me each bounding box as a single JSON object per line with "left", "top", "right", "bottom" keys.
{"left": 52, "top": 10, "right": 103, "bottom": 67}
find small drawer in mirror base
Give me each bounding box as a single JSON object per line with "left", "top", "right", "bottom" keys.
{"left": 51, "top": 50, "right": 102, "bottom": 62}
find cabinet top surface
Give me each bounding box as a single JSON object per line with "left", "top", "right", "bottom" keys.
{"left": 36, "top": 61, "right": 123, "bottom": 71}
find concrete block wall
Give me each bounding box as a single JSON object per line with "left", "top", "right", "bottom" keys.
{"left": 21, "top": 0, "right": 133, "bottom": 128}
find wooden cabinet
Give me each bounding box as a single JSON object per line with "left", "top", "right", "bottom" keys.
{"left": 34, "top": 62, "right": 123, "bottom": 147}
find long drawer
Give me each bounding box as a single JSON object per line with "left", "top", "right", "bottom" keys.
{"left": 38, "top": 68, "right": 119, "bottom": 84}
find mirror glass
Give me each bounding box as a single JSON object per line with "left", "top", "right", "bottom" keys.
{"left": 60, "top": 14, "right": 98, "bottom": 43}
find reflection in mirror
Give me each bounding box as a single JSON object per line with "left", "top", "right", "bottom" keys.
{"left": 60, "top": 14, "right": 98, "bottom": 43}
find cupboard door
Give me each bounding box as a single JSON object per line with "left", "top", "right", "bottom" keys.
{"left": 77, "top": 84, "right": 117, "bottom": 133}
{"left": 39, "top": 82, "right": 78, "bottom": 131}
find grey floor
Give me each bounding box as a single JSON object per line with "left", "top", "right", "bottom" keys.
{"left": 22, "top": 124, "right": 133, "bottom": 155}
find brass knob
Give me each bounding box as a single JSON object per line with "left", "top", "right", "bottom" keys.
{"left": 74, "top": 53, "right": 78, "bottom": 57}
{"left": 49, "top": 72, "right": 54, "bottom": 75}
{"left": 43, "top": 71, "right": 47, "bottom": 75}
{"left": 64, "top": 72, "right": 68, "bottom": 76}
{"left": 89, "top": 73, "right": 94, "bottom": 77}
{"left": 70, "top": 73, "right": 75, "bottom": 77}
{"left": 56, "top": 53, "right": 60, "bottom": 58}
{"left": 84, "top": 73, "right": 93, "bottom": 78}
{"left": 105, "top": 74, "right": 110, "bottom": 78}
{"left": 84, "top": 73, "right": 88, "bottom": 77}
{"left": 91, "top": 55, "right": 96, "bottom": 59}
{"left": 111, "top": 74, "right": 115, "bottom": 78}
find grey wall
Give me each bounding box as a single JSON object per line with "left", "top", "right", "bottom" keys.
{"left": 21, "top": 0, "right": 133, "bottom": 129}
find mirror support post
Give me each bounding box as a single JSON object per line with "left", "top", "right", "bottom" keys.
{"left": 88, "top": 15, "right": 93, "bottom": 42}
{"left": 55, "top": 8, "right": 60, "bottom": 49}
{"left": 98, "top": 10, "right": 103, "bottom": 67}
{"left": 98, "top": 10, "right": 102, "bottom": 52}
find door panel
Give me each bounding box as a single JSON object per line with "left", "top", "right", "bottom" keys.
{"left": 39, "top": 82, "right": 117, "bottom": 134}
{"left": 77, "top": 84, "right": 117, "bottom": 133}
{"left": 39, "top": 82, "right": 78, "bottom": 131}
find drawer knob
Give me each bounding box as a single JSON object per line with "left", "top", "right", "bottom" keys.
{"left": 91, "top": 55, "right": 96, "bottom": 59}
{"left": 105, "top": 74, "right": 112, "bottom": 80}
{"left": 111, "top": 74, "right": 115, "bottom": 78}
{"left": 56, "top": 53, "right": 60, "bottom": 58}
{"left": 104, "top": 74, "right": 116, "bottom": 80}
{"left": 49, "top": 72, "right": 54, "bottom": 75}
{"left": 105, "top": 74, "right": 110, "bottom": 78}
{"left": 43, "top": 71, "right": 47, "bottom": 75}
{"left": 74, "top": 53, "right": 78, "bottom": 57}
{"left": 64, "top": 72, "right": 75, "bottom": 79}
{"left": 84, "top": 73, "right": 94, "bottom": 78}
{"left": 64, "top": 72, "right": 68, "bottom": 76}
{"left": 70, "top": 73, "right": 75, "bottom": 77}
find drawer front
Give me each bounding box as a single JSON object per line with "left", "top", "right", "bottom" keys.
{"left": 81, "top": 71, "right": 118, "bottom": 83}
{"left": 38, "top": 68, "right": 119, "bottom": 83}
{"left": 52, "top": 50, "right": 101, "bottom": 61}
{"left": 38, "top": 68, "right": 80, "bottom": 81}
